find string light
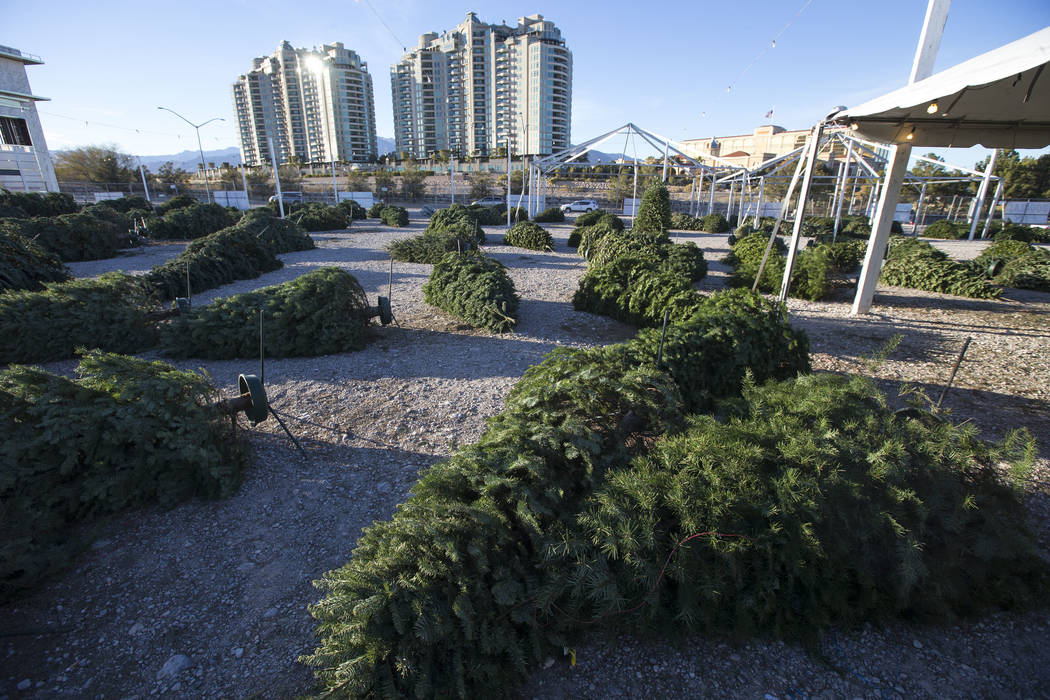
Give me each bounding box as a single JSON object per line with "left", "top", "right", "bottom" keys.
{"left": 926, "top": 101, "right": 939, "bottom": 114}
{"left": 906, "top": 126, "right": 915, "bottom": 141}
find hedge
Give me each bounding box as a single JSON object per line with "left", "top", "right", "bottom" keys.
{"left": 0, "top": 228, "right": 70, "bottom": 293}
{"left": 0, "top": 272, "right": 157, "bottom": 363}
{"left": 161, "top": 267, "right": 373, "bottom": 358}
{"left": 881, "top": 238, "right": 1001, "bottom": 299}
{"left": 0, "top": 350, "right": 252, "bottom": 602}
{"left": 532, "top": 207, "right": 565, "bottom": 223}
{"left": 301, "top": 288, "right": 812, "bottom": 698}
{"left": 422, "top": 252, "right": 519, "bottom": 332}
{"left": 146, "top": 202, "right": 235, "bottom": 240}
{"left": 503, "top": 221, "right": 553, "bottom": 250}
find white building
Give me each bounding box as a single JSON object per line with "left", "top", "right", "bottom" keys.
{"left": 0, "top": 45, "right": 58, "bottom": 192}
{"left": 391, "top": 12, "right": 572, "bottom": 159}
{"left": 233, "top": 41, "right": 378, "bottom": 167}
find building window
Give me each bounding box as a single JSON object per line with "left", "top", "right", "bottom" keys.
{"left": 0, "top": 117, "right": 32, "bottom": 146}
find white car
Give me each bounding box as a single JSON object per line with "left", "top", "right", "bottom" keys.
{"left": 560, "top": 199, "right": 598, "bottom": 213}
{"left": 471, "top": 196, "right": 505, "bottom": 207}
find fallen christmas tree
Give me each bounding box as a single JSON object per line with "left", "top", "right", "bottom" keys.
{"left": 0, "top": 350, "right": 252, "bottom": 602}
{"left": 422, "top": 252, "right": 519, "bottom": 333}
{"left": 302, "top": 289, "right": 1045, "bottom": 698}
{"left": 880, "top": 238, "right": 1001, "bottom": 299}
{"left": 0, "top": 228, "right": 71, "bottom": 293}
{"left": 143, "top": 213, "right": 314, "bottom": 300}
{"left": 0, "top": 272, "right": 158, "bottom": 363}
{"left": 161, "top": 267, "right": 375, "bottom": 358}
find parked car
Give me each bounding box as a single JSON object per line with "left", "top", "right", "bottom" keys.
{"left": 471, "top": 196, "right": 505, "bottom": 207}
{"left": 560, "top": 199, "right": 598, "bottom": 213}
{"left": 268, "top": 192, "right": 304, "bottom": 205}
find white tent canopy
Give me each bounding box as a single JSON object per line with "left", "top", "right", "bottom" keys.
{"left": 830, "top": 26, "right": 1050, "bottom": 148}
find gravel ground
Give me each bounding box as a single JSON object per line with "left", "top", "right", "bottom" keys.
{"left": 3, "top": 215, "right": 1049, "bottom": 699}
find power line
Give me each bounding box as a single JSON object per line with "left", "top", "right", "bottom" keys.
{"left": 37, "top": 109, "right": 233, "bottom": 145}
{"left": 357, "top": 0, "right": 408, "bottom": 51}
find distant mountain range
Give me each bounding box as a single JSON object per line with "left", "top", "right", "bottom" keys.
{"left": 133, "top": 139, "right": 620, "bottom": 170}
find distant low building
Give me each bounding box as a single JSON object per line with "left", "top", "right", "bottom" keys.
{"left": 0, "top": 44, "right": 58, "bottom": 192}
{"left": 682, "top": 125, "right": 814, "bottom": 169}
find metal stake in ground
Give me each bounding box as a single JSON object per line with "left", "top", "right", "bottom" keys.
{"left": 936, "top": 336, "right": 972, "bottom": 408}
{"left": 656, "top": 308, "right": 670, "bottom": 369}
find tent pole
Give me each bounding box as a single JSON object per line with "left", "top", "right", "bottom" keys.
{"left": 708, "top": 173, "right": 715, "bottom": 216}
{"left": 852, "top": 143, "right": 912, "bottom": 315}
{"left": 778, "top": 123, "right": 825, "bottom": 302}
{"left": 912, "top": 183, "right": 927, "bottom": 235}
{"left": 833, "top": 141, "right": 853, "bottom": 238}
{"left": 662, "top": 140, "right": 669, "bottom": 182}
{"left": 754, "top": 176, "right": 765, "bottom": 227}
{"left": 753, "top": 143, "right": 810, "bottom": 292}
{"left": 632, "top": 162, "right": 638, "bottom": 221}
{"left": 980, "top": 179, "right": 1004, "bottom": 239}
{"left": 968, "top": 149, "right": 997, "bottom": 240}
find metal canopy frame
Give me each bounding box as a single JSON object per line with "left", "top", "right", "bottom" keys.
{"left": 523, "top": 123, "right": 748, "bottom": 218}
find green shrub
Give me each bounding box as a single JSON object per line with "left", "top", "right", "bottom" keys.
{"left": 93, "top": 194, "right": 152, "bottom": 214}
{"left": 923, "top": 220, "right": 967, "bottom": 239}
{"left": 143, "top": 225, "right": 283, "bottom": 301}
{"left": 508, "top": 206, "right": 528, "bottom": 223}
{"left": 0, "top": 350, "right": 252, "bottom": 602}
{"left": 429, "top": 204, "right": 484, "bottom": 233}
{"left": 573, "top": 253, "right": 701, "bottom": 327}
{"left": 388, "top": 228, "right": 479, "bottom": 264}
{"left": 574, "top": 209, "right": 608, "bottom": 228}
{"left": 808, "top": 239, "right": 866, "bottom": 273}
{"left": 557, "top": 373, "right": 1045, "bottom": 640}
{"left": 0, "top": 209, "right": 129, "bottom": 262}
{"left": 146, "top": 202, "right": 235, "bottom": 240}
{"left": 994, "top": 223, "right": 1050, "bottom": 244}
{"left": 0, "top": 273, "right": 157, "bottom": 363}
{"left": 422, "top": 252, "right": 519, "bottom": 332}
{"left": 881, "top": 238, "right": 1001, "bottom": 299}
{"left": 337, "top": 199, "right": 368, "bottom": 220}
{"left": 380, "top": 205, "right": 409, "bottom": 227}
{"left": 800, "top": 216, "right": 835, "bottom": 237}
{"left": 463, "top": 204, "right": 506, "bottom": 226}
{"left": 0, "top": 229, "right": 70, "bottom": 293}
{"left": 161, "top": 268, "right": 372, "bottom": 358}
{"left": 623, "top": 288, "right": 809, "bottom": 413}
{"left": 975, "top": 239, "right": 1050, "bottom": 292}
{"left": 723, "top": 232, "right": 834, "bottom": 301}
{"left": 700, "top": 212, "right": 730, "bottom": 233}
{"left": 155, "top": 194, "right": 199, "bottom": 216}
{"left": 503, "top": 221, "right": 553, "bottom": 250}
{"left": 664, "top": 241, "right": 708, "bottom": 282}
{"left": 292, "top": 202, "right": 350, "bottom": 231}
{"left": 841, "top": 216, "right": 872, "bottom": 237}
{"left": 0, "top": 189, "right": 79, "bottom": 218}
{"left": 670, "top": 212, "right": 704, "bottom": 231}
{"left": 232, "top": 209, "right": 316, "bottom": 254}
{"left": 532, "top": 207, "right": 565, "bottom": 223}
{"left": 367, "top": 202, "right": 385, "bottom": 218}
{"left": 634, "top": 182, "right": 672, "bottom": 233}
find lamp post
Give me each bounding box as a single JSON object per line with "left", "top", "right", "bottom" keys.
{"left": 306, "top": 56, "right": 339, "bottom": 205}
{"left": 157, "top": 107, "right": 224, "bottom": 204}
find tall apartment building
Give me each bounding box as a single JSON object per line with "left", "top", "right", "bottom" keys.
{"left": 391, "top": 12, "right": 572, "bottom": 159}
{"left": 232, "top": 41, "right": 377, "bottom": 167}
{"left": 0, "top": 45, "right": 58, "bottom": 192}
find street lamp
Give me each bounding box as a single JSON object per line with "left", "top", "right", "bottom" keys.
{"left": 157, "top": 107, "right": 225, "bottom": 204}
{"left": 305, "top": 56, "right": 339, "bottom": 205}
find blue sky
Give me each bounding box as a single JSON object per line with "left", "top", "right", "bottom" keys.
{"left": 8, "top": 0, "right": 1050, "bottom": 168}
